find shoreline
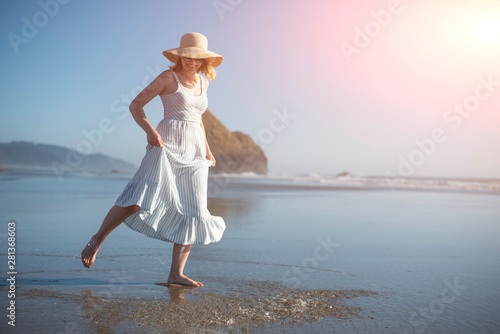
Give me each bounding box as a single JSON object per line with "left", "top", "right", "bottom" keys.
{"left": 1, "top": 167, "right": 499, "bottom": 195}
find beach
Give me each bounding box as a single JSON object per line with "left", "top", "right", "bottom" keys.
{"left": 1, "top": 169, "right": 499, "bottom": 333}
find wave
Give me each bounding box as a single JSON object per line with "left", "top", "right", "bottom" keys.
{"left": 3, "top": 167, "right": 499, "bottom": 194}
{"left": 210, "top": 172, "right": 500, "bottom": 194}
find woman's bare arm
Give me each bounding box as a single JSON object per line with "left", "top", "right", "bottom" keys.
{"left": 129, "top": 71, "right": 171, "bottom": 147}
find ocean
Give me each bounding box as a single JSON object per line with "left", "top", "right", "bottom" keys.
{"left": 0, "top": 169, "right": 499, "bottom": 333}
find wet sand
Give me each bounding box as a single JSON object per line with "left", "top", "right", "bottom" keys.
{"left": 1, "top": 170, "right": 499, "bottom": 333}
{"left": 8, "top": 280, "right": 377, "bottom": 333}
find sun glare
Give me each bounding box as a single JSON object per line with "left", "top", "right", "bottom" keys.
{"left": 441, "top": 3, "right": 500, "bottom": 59}
{"left": 396, "top": 1, "right": 500, "bottom": 80}
{"left": 466, "top": 14, "right": 500, "bottom": 46}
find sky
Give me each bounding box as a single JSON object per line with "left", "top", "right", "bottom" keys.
{"left": 1, "top": 0, "right": 499, "bottom": 178}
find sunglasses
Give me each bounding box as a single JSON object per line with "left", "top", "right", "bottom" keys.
{"left": 182, "top": 57, "right": 203, "bottom": 64}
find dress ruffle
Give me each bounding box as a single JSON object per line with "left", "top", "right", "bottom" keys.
{"left": 114, "top": 145, "right": 224, "bottom": 245}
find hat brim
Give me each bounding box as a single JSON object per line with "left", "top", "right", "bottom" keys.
{"left": 163, "top": 46, "right": 223, "bottom": 67}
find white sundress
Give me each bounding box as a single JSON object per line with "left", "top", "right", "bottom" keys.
{"left": 114, "top": 71, "right": 226, "bottom": 245}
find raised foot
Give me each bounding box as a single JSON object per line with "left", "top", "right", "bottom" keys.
{"left": 167, "top": 273, "right": 203, "bottom": 287}
{"left": 81, "top": 234, "right": 101, "bottom": 269}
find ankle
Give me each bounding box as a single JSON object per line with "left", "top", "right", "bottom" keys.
{"left": 91, "top": 233, "right": 104, "bottom": 245}
{"left": 168, "top": 272, "right": 183, "bottom": 279}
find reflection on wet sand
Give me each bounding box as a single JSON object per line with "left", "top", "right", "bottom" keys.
{"left": 23, "top": 280, "right": 377, "bottom": 333}
{"left": 207, "top": 195, "right": 263, "bottom": 223}
{"left": 156, "top": 282, "right": 200, "bottom": 301}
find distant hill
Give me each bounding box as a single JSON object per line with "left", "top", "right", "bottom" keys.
{"left": 0, "top": 141, "right": 136, "bottom": 174}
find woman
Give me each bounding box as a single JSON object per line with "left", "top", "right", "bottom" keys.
{"left": 81, "top": 32, "right": 226, "bottom": 287}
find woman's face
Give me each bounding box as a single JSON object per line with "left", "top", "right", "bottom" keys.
{"left": 181, "top": 57, "right": 203, "bottom": 73}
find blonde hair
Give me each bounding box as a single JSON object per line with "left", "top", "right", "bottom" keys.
{"left": 169, "top": 57, "right": 217, "bottom": 81}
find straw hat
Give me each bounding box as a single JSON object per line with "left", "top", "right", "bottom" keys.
{"left": 163, "top": 32, "right": 223, "bottom": 67}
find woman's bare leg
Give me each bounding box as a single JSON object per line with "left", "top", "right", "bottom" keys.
{"left": 81, "top": 205, "right": 140, "bottom": 268}
{"left": 167, "top": 243, "right": 203, "bottom": 287}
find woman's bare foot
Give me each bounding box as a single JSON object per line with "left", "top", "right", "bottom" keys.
{"left": 81, "top": 234, "right": 101, "bottom": 269}
{"left": 167, "top": 273, "right": 203, "bottom": 287}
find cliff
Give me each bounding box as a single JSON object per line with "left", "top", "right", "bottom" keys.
{"left": 202, "top": 109, "right": 268, "bottom": 174}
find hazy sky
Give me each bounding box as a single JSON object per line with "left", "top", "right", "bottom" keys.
{"left": 1, "top": 0, "right": 499, "bottom": 178}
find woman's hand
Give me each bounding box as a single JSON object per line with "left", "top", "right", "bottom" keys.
{"left": 206, "top": 150, "right": 216, "bottom": 167}
{"left": 147, "top": 129, "right": 165, "bottom": 147}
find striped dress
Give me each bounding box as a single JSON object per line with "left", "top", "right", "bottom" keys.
{"left": 114, "top": 71, "right": 226, "bottom": 245}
